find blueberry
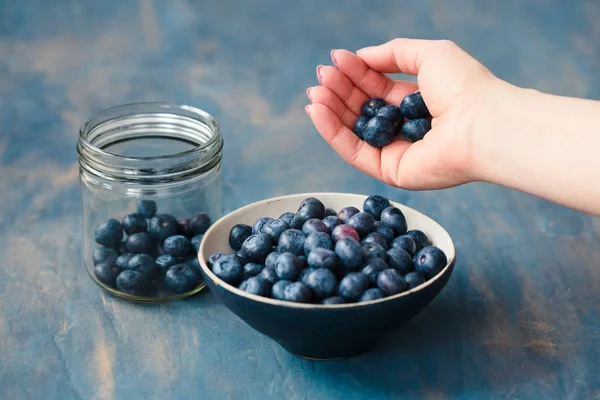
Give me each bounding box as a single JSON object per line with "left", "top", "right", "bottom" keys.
{"left": 337, "top": 206, "right": 360, "bottom": 223}
{"left": 391, "top": 235, "right": 417, "bottom": 256}
{"left": 250, "top": 218, "right": 271, "bottom": 235}
{"left": 149, "top": 214, "right": 178, "bottom": 244}
{"left": 402, "top": 118, "right": 431, "bottom": 142}
{"left": 212, "top": 254, "right": 244, "bottom": 286}
{"left": 188, "top": 212, "right": 211, "bottom": 236}
{"left": 302, "top": 219, "right": 328, "bottom": 236}
{"left": 283, "top": 282, "right": 312, "bottom": 303}
{"left": 335, "top": 237, "right": 364, "bottom": 272}
{"left": 303, "top": 232, "right": 334, "bottom": 255}
{"left": 405, "top": 271, "right": 427, "bottom": 289}
{"left": 163, "top": 235, "right": 193, "bottom": 258}
{"left": 240, "top": 234, "right": 273, "bottom": 263}
{"left": 362, "top": 243, "right": 389, "bottom": 262}
{"left": 331, "top": 224, "right": 360, "bottom": 243}
{"left": 274, "top": 252, "right": 304, "bottom": 281}
{"left": 279, "top": 212, "right": 295, "bottom": 226}
{"left": 298, "top": 255, "right": 308, "bottom": 267}
{"left": 306, "top": 248, "right": 341, "bottom": 273}
{"left": 292, "top": 198, "right": 326, "bottom": 229}
{"left": 116, "top": 270, "right": 153, "bottom": 296}
{"left": 361, "top": 98, "right": 387, "bottom": 118}
{"left": 229, "top": 224, "right": 253, "bottom": 251}
{"left": 360, "top": 288, "right": 385, "bottom": 302}
{"left": 136, "top": 199, "right": 157, "bottom": 219}
{"left": 263, "top": 219, "right": 291, "bottom": 242}
{"left": 127, "top": 254, "right": 159, "bottom": 281}
{"left": 380, "top": 207, "right": 407, "bottom": 236}
{"left": 387, "top": 247, "right": 413, "bottom": 274}
{"left": 207, "top": 252, "right": 225, "bottom": 269}
{"left": 277, "top": 229, "right": 306, "bottom": 256}
{"left": 118, "top": 241, "right": 128, "bottom": 254}
{"left": 237, "top": 276, "right": 270, "bottom": 297}
{"left": 304, "top": 268, "right": 337, "bottom": 298}
{"left": 156, "top": 244, "right": 166, "bottom": 256}
{"left": 338, "top": 272, "right": 369, "bottom": 302}
{"left": 363, "top": 116, "right": 396, "bottom": 148}
{"left": 243, "top": 262, "right": 264, "bottom": 279}
{"left": 399, "top": 91, "right": 430, "bottom": 119}
{"left": 265, "top": 251, "right": 280, "bottom": 269}
{"left": 155, "top": 254, "right": 178, "bottom": 276}
{"left": 191, "top": 234, "right": 203, "bottom": 253}
{"left": 235, "top": 251, "right": 248, "bottom": 264}
{"left": 414, "top": 246, "right": 447, "bottom": 279}
{"left": 361, "top": 258, "right": 389, "bottom": 286}
{"left": 363, "top": 195, "right": 391, "bottom": 220}
{"left": 126, "top": 232, "right": 155, "bottom": 254}
{"left": 94, "top": 262, "right": 122, "bottom": 286}
{"left": 376, "top": 105, "right": 404, "bottom": 132}
{"left": 94, "top": 219, "right": 123, "bottom": 247}
{"left": 362, "top": 232, "right": 389, "bottom": 250}
{"left": 272, "top": 280, "right": 292, "bottom": 300}
{"left": 121, "top": 213, "right": 148, "bottom": 235}
{"left": 298, "top": 267, "right": 316, "bottom": 284}
{"left": 346, "top": 212, "right": 375, "bottom": 238}
{"left": 177, "top": 218, "right": 191, "bottom": 237}
{"left": 115, "top": 253, "right": 134, "bottom": 269}
{"left": 405, "top": 230, "right": 430, "bottom": 252}
{"left": 325, "top": 208, "right": 337, "bottom": 217}
{"left": 374, "top": 221, "right": 395, "bottom": 243}
{"left": 165, "top": 264, "right": 201, "bottom": 293}
{"left": 258, "top": 266, "right": 279, "bottom": 285}
{"left": 93, "top": 247, "right": 118, "bottom": 266}
{"left": 321, "top": 296, "right": 345, "bottom": 305}
{"left": 376, "top": 269, "right": 408, "bottom": 295}
{"left": 353, "top": 116, "right": 370, "bottom": 139}
{"left": 322, "top": 216, "right": 342, "bottom": 233}
{"left": 185, "top": 254, "right": 202, "bottom": 273}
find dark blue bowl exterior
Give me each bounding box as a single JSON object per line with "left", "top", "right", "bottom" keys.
{"left": 200, "top": 260, "right": 455, "bottom": 359}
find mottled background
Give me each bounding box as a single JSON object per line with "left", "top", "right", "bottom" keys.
{"left": 1, "top": 0, "right": 599, "bottom": 399}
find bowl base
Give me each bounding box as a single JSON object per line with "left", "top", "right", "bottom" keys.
{"left": 279, "top": 340, "right": 375, "bottom": 360}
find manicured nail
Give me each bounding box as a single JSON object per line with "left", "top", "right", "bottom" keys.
{"left": 305, "top": 105, "right": 312, "bottom": 116}
{"left": 316, "top": 65, "right": 324, "bottom": 84}
{"left": 356, "top": 46, "right": 375, "bottom": 54}
{"left": 330, "top": 49, "right": 338, "bottom": 65}
{"left": 306, "top": 87, "right": 313, "bottom": 101}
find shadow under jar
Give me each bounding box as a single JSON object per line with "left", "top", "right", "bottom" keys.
{"left": 78, "top": 103, "right": 223, "bottom": 302}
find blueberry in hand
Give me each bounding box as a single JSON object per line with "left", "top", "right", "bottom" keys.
{"left": 212, "top": 254, "right": 244, "bottom": 286}
{"left": 363, "top": 116, "right": 396, "bottom": 148}
{"left": 292, "top": 197, "right": 326, "bottom": 229}
{"left": 149, "top": 214, "right": 178, "bottom": 243}
{"left": 165, "top": 264, "right": 201, "bottom": 293}
{"left": 121, "top": 213, "right": 148, "bottom": 235}
{"left": 207, "top": 252, "right": 224, "bottom": 268}
{"left": 274, "top": 252, "right": 304, "bottom": 281}
{"left": 361, "top": 98, "right": 387, "bottom": 118}
{"left": 374, "top": 221, "right": 394, "bottom": 244}
{"left": 252, "top": 217, "right": 274, "bottom": 235}
{"left": 94, "top": 219, "right": 123, "bottom": 247}
{"left": 363, "top": 195, "right": 391, "bottom": 220}
{"left": 405, "top": 230, "right": 430, "bottom": 252}
{"left": 302, "top": 219, "right": 328, "bottom": 236}
{"left": 258, "top": 266, "right": 279, "bottom": 285}
{"left": 263, "top": 219, "right": 291, "bottom": 242}
{"left": 239, "top": 276, "right": 271, "bottom": 297}
{"left": 390, "top": 235, "right": 417, "bottom": 256}
{"left": 380, "top": 206, "right": 407, "bottom": 236}
{"left": 93, "top": 247, "right": 118, "bottom": 266}
{"left": 362, "top": 232, "right": 389, "bottom": 250}
{"left": 229, "top": 224, "right": 253, "bottom": 251}
{"left": 191, "top": 234, "right": 203, "bottom": 253}
{"left": 283, "top": 282, "right": 312, "bottom": 303}
{"left": 405, "top": 271, "right": 427, "bottom": 289}
{"left": 265, "top": 251, "right": 280, "bottom": 269}
{"left": 361, "top": 258, "right": 388, "bottom": 286}
{"left": 279, "top": 212, "right": 295, "bottom": 226}
{"left": 115, "top": 253, "right": 134, "bottom": 269}
{"left": 387, "top": 247, "right": 413, "bottom": 274}
{"left": 307, "top": 248, "right": 341, "bottom": 273}
{"left": 338, "top": 272, "right": 369, "bottom": 302}
{"left": 271, "top": 280, "right": 292, "bottom": 300}
{"left": 360, "top": 288, "right": 385, "bottom": 302}
{"left": 335, "top": 237, "right": 364, "bottom": 272}
{"left": 163, "top": 235, "right": 193, "bottom": 258}
{"left": 127, "top": 254, "right": 159, "bottom": 281}
{"left": 321, "top": 296, "right": 345, "bottom": 305}
{"left": 376, "top": 269, "right": 408, "bottom": 295}
{"left": 331, "top": 224, "right": 360, "bottom": 243}
{"left": 189, "top": 212, "right": 211, "bottom": 236}
{"left": 402, "top": 118, "right": 431, "bottom": 142}
{"left": 322, "top": 216, "right": 342, "bottom": 233}
{"left": 414, "top": 246, "right": 447, "bottom": 279}
{"left": 303, "top": 232, "right": 334, "bottom": 255}
{"left": 116, "top": 270, "right": 153, "bottom": 296}
{"left": 136, "top": 199, "right": 157, "bottom": 219}
{"left": 304, "top": 268, "right": 337, "bottom": 298}
{"left": 362, "top": 243, "right": 389, "bottom": 262}
{"left": 346, "top": 212, "right": 375, "bottom": 238}
{"left": 376, "top": 105, "right": 404, "bottom": 132}
{"left": 399, "top": 91, "right": 430, "bottom": 119}
{"left": 240, "top": 234, "right": 273, "bottom": 263}
{"left": 243, "top": 262, "right": 264, "bottom": 279}
{"left": 353, "top": 116, "right": 369, "bottom": 139}
{"left": 94, "top": 262, "right": 122, "bottom": 286}
{"left": 325, "top": 208, "right": 337, "bottom": 217}
{"left": 277, "top": 229, "right": 306, "bottom": 256}
{"left": 155, "top": 254, "right": 178, "bottom": 276}
{"left": 126, "top": 232, "right": 155, "bottom": 254}
{"left": 337, "top": 206, "right": 359, "bottom": 224}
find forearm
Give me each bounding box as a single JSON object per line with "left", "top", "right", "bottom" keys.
{"left": 474, "top": 81, "right": 600, "bottom": 215}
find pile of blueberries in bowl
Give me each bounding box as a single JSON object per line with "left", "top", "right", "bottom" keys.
{"left": 90, "top": 199, "right": 211, "bottom": 301}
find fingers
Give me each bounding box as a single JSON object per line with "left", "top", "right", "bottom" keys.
{"left": 317, "top": 65, "right": 369, "bottom": 115}
{"left": 306, "top": 86, "right": 357, "bottom": 128}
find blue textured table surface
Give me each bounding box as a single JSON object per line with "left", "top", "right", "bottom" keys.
{"left": 1, "top": 1, "right": 600, "bottom": 399}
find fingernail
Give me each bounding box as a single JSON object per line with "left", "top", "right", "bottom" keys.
{"left": 306, "top": 87, "right": 313, "bottom": 101}
{"left": 356, "top": 46, "right": 375, "bottom": 54}
{"left": 316, "top": 65, "right": 324, "bottom": 84}
{"left": 305, "top": 105, "right": 312, "bottom": 116}
{"left": 330, "top": 49, "right": 338, "bottom": 65}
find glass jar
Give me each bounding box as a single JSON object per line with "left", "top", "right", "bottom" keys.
{"left": 77, "top": 102, "right": 223, "bottom": 302}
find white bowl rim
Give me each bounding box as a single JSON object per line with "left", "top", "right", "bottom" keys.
{"left": 198, "top": 192, "right": 456, "bottom": 309}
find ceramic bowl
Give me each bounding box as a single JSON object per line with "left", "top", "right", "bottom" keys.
{"left": 198, "top": 193, "right": 456, "bottom": 360}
